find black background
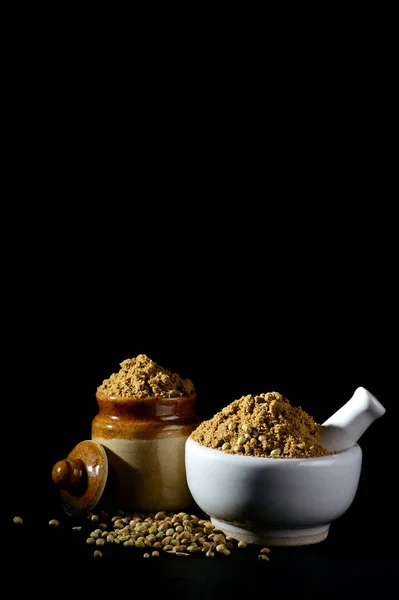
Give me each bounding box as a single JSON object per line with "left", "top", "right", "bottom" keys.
{"left": 3, "top": 7, "right": 397, "bottom": 594}
{"left": 6, "top": 299, "right": 398, "bottom": 596}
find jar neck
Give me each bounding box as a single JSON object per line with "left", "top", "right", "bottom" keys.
{"left": 95, "top": 391, "right": 198, "bottom": 421}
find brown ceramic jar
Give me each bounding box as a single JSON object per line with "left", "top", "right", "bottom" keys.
{"left": 91, "top": 391, "right": 200, "bottom": 513}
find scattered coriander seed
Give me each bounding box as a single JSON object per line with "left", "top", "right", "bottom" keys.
{"left": 13, "top": 516, "right": 23, "bottom": 525}
{"left": 93, "top": 550, "right": 103, "bottom": 559}
{"left": 258, "top": 553, "right": 270, "bottom": 561}
{"left": 258, "top": 435, "right": 266, "bottom": 442}
{"left": 221, "top": 442, "right": 230, "bottom": 451}
{"left": 228, "top": 422, "right": 236, "bottom": 431}
{"left": 72, "top": 526, "right": 82, "bottom": 531}
{"left": 233, "top": 444, "right": 243, "bottom": 453}
{"left": 149, "top": 525, "right": 158, "bottom": 534}
{"left": 241, "top": 425, "right": 252, "bottom": 434}
{"left": 67, "top": 508, "right": 271, "bottom": 562}
{"left": 270, "top": 448, "right": 281, "bottom": 457}
{"left": 161, "top": 536, "right": 173, "bottom": 545}
{"left": 237, "top": 436, "right": 246, "bottom": 445}
{"left": 91, "top": 514, "right": 100, "bottom": 522}
{"left": 48, "top": 519, "right": 60, "bottom": 527}
{"left": 213, "top": 534, "right": 226, "bottom": 544}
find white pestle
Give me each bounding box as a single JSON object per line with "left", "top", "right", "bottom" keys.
{"left": 320, "top": 386, "right": 386, "bottom": 453}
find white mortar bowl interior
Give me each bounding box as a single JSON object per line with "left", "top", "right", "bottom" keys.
{"left": 185, "top": 438, "right": 362, "bottom": 546}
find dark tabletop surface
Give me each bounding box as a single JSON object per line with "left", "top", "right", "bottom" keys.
{"left": 7, "top": 492, "right": 398, "bottom": 598}
{"left": 5, "top": 302, "right": 399, "bottom": 597}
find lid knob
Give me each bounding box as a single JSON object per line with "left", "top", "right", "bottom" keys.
{"left": 52, "top": 458, "right": 87, "bottom": 491}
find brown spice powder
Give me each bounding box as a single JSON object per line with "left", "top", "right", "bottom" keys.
{"left": 97, "top": 354, "right": 195, "bottom": 398}
{"left": 190, "top": 392, "right": 330, "bottom": 458}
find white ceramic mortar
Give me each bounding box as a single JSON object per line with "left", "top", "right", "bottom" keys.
{"left": 185, "top": 387, "right": 385, "bottom": 546}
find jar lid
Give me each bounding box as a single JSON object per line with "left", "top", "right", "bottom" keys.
{"left": 51, "top": 440, "right": 108, "bottom": 517}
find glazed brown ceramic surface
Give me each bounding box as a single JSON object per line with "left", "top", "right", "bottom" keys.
{"left": 92, "top": 391, "right": 199, "bottom": 439}
{"left": 52, "top": 440, "right": 108, "bottom": 517}
{"left": 91, "top": 391, "right": 200, "bottom": 512}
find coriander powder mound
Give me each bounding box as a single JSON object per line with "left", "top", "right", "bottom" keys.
{"left": 97, "top": 354, "right": 195, "bottom": 398}
{"left": 189, "top": 392, "right": 331, "bottom": 458}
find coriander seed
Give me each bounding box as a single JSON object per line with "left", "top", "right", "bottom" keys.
{"left": 48, "top": 519, "right": 60, "bottom": 527}
{"left": 270, "top": 448, "right": 281, "bottom": 457}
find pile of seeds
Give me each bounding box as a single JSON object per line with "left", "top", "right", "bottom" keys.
{"left": 13, "top": 511, "right": 271, "bottom": 562}
{"left": 83, "top": 509, "right": 270, "bottom": 561}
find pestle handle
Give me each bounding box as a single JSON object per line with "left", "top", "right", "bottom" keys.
{"left": 320, "top": 386, "right": 386, "bottom": 453}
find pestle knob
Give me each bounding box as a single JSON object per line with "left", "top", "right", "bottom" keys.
{"left": 320, "top": 386, "right": 386, "bottom": 453}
